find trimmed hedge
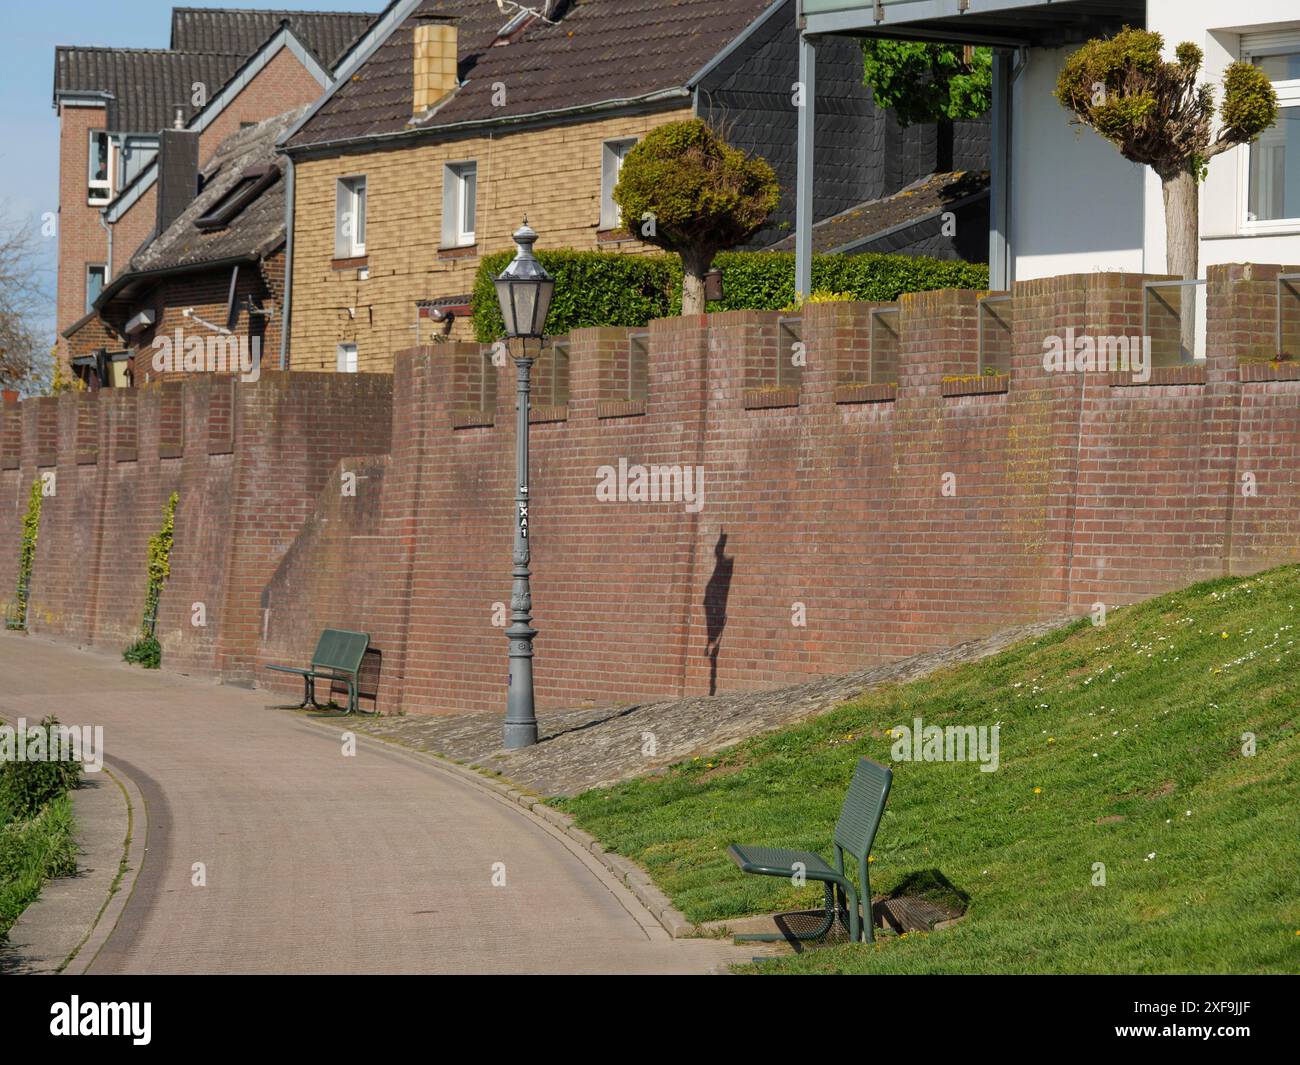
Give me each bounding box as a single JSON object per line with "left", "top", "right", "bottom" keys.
{"left": 472, "top": 250, "right": 682, "bottom": 343}
{"left": 472, "top": 249, "right": 988, "bottom": 341}
{"left": 710, "top": 251, "right": 989, "bottom": 312}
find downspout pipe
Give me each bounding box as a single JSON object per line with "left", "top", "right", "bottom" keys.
{"left": 279, "top": 155, "right": 295, "bottom": 370}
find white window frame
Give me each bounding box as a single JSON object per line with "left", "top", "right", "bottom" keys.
{"left": 335, "top": 175, "right": 367, "bottom": 258}
{"left": 88, "top": 130, "right": 112, "bottom": 204}
{"left": 601, "top": 138, "right": 637, "bottom": 231}
{"left": 1240, "top": 33, "right": 1300, "bottom": 234}
{"left": 336, "top": 342, "right": 358, "bottom": 373}
{"left": 85, "top": 264, "right": 106, "bottom": 312}
{"left": 442, "top": 162, "right": 477, "bottom": 248}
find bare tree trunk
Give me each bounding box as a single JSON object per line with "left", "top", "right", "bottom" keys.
{"left": 1162, "top": 169, "right": 1199, "bottom": 362}
{"left": 681, "top": 250, "right": 713, "bottom": 316}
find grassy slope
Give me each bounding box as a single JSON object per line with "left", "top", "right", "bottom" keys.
{"left": 557, "top": 566, "right": 1300, "bottom": 974}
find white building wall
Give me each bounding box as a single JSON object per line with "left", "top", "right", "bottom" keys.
{"left": 1147, "top": 1, "right": 1300, "bottom": 274}
{"left": 1011, "top": 2, "right": 1300, "bottom": 283}
{"left": 1010, "top": 46, "right": 1144, "bottom": 281}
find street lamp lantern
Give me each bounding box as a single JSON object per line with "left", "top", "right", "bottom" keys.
{"left": 496, "top": 219, "right": 554, "bottom": 750}
{"left": 494, "top": 219, "right": 555, "bottom": 339}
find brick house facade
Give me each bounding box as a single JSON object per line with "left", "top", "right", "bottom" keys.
{"left": 53, "top": 8, "right": 376, "bottom": 376}
{"left": 282, "top": 0, "right": 990, "bottom": 372}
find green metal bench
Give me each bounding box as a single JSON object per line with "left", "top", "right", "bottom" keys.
{"left": 728, "top": 757, "right": 892, "bottom": 944}
{"left": 265, "top": 629, "right": 370, "bottom": 715}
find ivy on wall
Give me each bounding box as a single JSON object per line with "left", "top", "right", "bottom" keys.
{"left": 123, "top": 492, "right": 177, "bottom": 669}
{"left": 5, "top": 479, "right": 41, "bottom": 631}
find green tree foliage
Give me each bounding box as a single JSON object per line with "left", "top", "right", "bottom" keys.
{"left": 124, "top": 492, "right": 177, "bottom": 669}
{"left": 861, "top": 41, "right": 992, "bottom": 172}
{"left": 861, "top": 41, "right": 993, "bottom": 127}
{"left": 613, "top": 120, "right": 780, "bottom": 314}
{"left": 1055, "top": 27, "right": 1277, "bottom": 281}
{"left": 6, "top": 478, "right": 40, "bottom": 631}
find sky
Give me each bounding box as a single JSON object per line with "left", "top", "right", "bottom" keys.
{"left": 0, "top": 0, "right": 382, "bottom": 344}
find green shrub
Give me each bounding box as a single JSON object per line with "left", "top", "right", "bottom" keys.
{"left": 0, "top": 718, "right": 82, "bottom": 821}
{"left": 123, "top": 635, "right": 162, "bottom": 670}
{"left": 472, "top": 250, "right": 987, "bottom": 341}
{"left": 711, "top": 250, "right": 989, "bottom": 312}
{"left": 472, "top": 249, "right": 683, "bottom": 342}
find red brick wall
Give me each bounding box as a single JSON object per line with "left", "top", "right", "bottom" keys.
{"left": 13, "top": 266, "right": 1300, "bottom": 717}
{"left": 55, "top": 103, "right": 110, "bottom": 367}
{"left": 251, "top": 265, "right": 1300, "bottom": 716}
{"left": 0, "top": 373, "right": 392, "bottom": 680}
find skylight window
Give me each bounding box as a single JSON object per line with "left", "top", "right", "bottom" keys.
{"left": 193, "top": 165, "right": 278, "bottom": 231}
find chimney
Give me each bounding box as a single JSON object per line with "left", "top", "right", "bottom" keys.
{"left": 412, "top": 15, "right": 459, "bottom": 116}
{"left": 156, "top": 127, "right": 200, "bottom": 234}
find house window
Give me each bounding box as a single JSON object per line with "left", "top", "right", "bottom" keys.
{"left": 194, "top": 166, "right": 278, "bottom": 231}
{"left": 601, "top": 138, "right": 637, "bottom": 230}
{"left": 442, "top": 162, "right": 477, "bottom": 247}
{"left": 335, "top": 176, "right": 367, "bottom": 258}
{"left": 86, "top": 264, "right": 106, "bottom": 312}
{"left": 88, "top": 131, "right": 111, "bottom": 203}
{"left": 337, "top": 343, "right": 358, "bottom": 373}
{"left": 1244, "top": 39, "right": 1300, "bottom": 229}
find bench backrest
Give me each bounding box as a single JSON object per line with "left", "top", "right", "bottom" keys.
{"left": 833, "top": 757, "right": 893, "bottom": 863}
{"left": 311, "top": 629, "right": 370, "bottom": 674}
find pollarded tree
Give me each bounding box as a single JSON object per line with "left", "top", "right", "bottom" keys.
{"left": 861, "top": 41, "right": 992, "bottom": 173}
{"left": 1055, "top": 27, "right": 1277, "bottom": 282}
{"left": 614, "top": 119, "right": 780, "bottom": 315}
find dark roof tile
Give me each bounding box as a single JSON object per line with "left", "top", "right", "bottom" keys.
{"left": 766, "top": 171, "right": 991, "bottom": 254}
{"left": 126, "top": 107, "right": 307, "bottom": 276}
{"left": 54, "top": 48, "right": 245, "bottom": 134}
{"left": 288, "top": 0, "right": 777, "bottom": 150}
{"left": 169, "top": 7, "right": 379, "bottom": 69}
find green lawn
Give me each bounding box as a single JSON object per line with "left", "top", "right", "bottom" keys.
{"left": 557, "top": 566, "right": 1300, "bottom": 974}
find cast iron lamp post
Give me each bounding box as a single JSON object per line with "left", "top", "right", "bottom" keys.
{"left": 494, "top": 219, "right": 555, "bottom": 750}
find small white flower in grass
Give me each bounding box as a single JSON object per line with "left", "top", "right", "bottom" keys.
{"left": 1145, "top": 852, "right": 1156, "bottom": 861}
{"left": 1185, "top": 810, "right": 1192, "bottom": 817}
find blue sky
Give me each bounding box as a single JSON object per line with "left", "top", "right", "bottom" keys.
{"left": 0, "top": 1, "right": 379, "bottom": 338}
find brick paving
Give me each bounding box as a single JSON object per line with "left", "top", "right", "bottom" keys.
{"left": 347, "top": 616, "right": 1073, "bottom": 796}
{"left": 0, "top": 631, "right": 753, "bottom": 974}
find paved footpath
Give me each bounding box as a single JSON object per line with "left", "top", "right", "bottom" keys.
{"left": 0, "top": 633, "right": 753, "bottom": 975}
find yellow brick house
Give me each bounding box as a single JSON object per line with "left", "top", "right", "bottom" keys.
{"left": 279, "top": 0, "right": 983, "bottom": 372}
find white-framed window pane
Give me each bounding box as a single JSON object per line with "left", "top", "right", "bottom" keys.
{"left": 335, "top": 176, "right": 367, "bottom": 257}
{"left": 1246, "top": 47, "right": 1300, "bottom": 225}
{"left": 442, "top": 162, "right": 477, "bottom": 246}
{"left": 336, "top": 343, "right": 358, "bottom": 373}
{"left": 86, "top": 265, "right": 106, "bottom": 312}
{"left": 88, "top": 131, "right": 111, "bottom": 202}
{"left": 1256, "top": 51, "right": 1300, "bottom": 83}
{"left": 461, "top": 165, "right": 476, "bottom": 238}
{"left": 601, "top": 138, "right": 636, "bottom": 230}
{"left": 1248, "top": 109, "right": 1300, "bottom": 222}
{"left": 353, "top": 180, "right": 366, "bottom": 249}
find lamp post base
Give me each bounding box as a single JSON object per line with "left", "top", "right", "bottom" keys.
{"left": 503, "top": 719, "right": 539, "bottom": 750}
